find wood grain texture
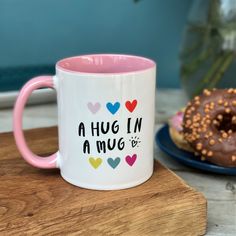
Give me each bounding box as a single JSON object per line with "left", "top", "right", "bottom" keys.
{"left": 0, "top": 127, "right": 207, "bottom": 236}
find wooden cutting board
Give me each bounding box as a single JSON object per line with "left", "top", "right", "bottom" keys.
{"left": 0, "top": 127, "right": 207, "bottom": 236}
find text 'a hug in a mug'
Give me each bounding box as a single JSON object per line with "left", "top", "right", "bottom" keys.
{"left": 89, "top": 154, "right": 137, "bottom": 169}
{"left": 87, "top": 99, "right": 137, "bottom": 115}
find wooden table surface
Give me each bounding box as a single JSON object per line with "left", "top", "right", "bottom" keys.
{"left": 1, "top": 89, "right": 236, "bottom": 236}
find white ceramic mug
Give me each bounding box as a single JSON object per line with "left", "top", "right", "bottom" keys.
{"left": 13, "top": 54, "right": 156, "bottom": 190}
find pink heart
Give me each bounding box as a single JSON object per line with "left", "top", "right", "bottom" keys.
{"left": 125, "top": 154, "right": 137, "bottom": 166}
{"left": 87, "top": 102, "right": 101, "bottom": 114}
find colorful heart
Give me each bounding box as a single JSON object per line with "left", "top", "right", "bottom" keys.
{"left": 125, "top": 154, "right": 137, "bottom": 166}
{"left": 106, "top": 102, "right": 120, "bottom": 115}
{"left": 125, "top": 100, "right": 137, "bottom": 113}
{"left": 87, "top": 102, "right": 101, "bottom": 114}
{"left": 107, "top": 157, "right": 121, "bottom": 169}
{"left": 89, "top": 157, "right": 102, "bottom": 169}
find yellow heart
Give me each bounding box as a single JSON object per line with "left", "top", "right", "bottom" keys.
{"left": 89, "top": 157, "right": 102, "bottom": 169}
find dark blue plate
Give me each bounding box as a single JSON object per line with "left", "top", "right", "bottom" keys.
{"left": 156, "top": 124, "right": 236, "bottom": 175}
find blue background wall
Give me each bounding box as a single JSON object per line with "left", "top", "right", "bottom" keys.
{"left": 0, "top": 0, "right": 192, "bottom": 91}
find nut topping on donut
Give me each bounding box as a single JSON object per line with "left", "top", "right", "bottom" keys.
{"left": 183, "top": 89, "right": 236, "bottom": 167}
{"left": 209, "top": 139, "right": 215, "bottom": 145}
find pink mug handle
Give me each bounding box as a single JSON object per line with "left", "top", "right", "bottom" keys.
{"left": 13, "top": 76, "right": 58, "bottom": 169}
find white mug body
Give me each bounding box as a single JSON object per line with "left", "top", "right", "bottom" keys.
{"left": 54, "top": 54, "right": 156, "bottom": 190}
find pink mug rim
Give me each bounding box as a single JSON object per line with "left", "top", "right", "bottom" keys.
{"left": 56, "top": 54, "right": 156, "bottom": 75}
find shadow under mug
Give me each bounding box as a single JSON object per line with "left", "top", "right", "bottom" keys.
{"left": 13, "top": 54, "right": 156, "bottom": 190}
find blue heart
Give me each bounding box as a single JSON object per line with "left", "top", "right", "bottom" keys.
{"left": 107, "top": 157, "right": 121, "bottom": 169}
{"left": 106, "top": 102, "right": 120, "bottom": 115}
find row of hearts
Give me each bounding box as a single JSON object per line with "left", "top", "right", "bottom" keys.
{"left": 89, "top": 155, "right": 137, "bottom": 169}
{"left": 87, "top": 100, "right": 138, "bottom": 114}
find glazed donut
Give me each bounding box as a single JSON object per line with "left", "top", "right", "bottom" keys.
{"left": 183, "top": 88, "right": 236, "bottom": 167}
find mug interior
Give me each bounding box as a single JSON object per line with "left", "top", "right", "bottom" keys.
{"left": 56, "top": 54, "right": 155, "bottom": 74}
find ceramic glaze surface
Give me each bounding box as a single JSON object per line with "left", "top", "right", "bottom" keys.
{"left": 14, "top": 54, "right": 156, "bottom": 190}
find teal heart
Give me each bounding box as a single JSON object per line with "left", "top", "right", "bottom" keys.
{"left": 106, "top": 102, "right": 120, "bottom": 115}
{"left": 107, "top": 157, "right": 121, "bottom": 169}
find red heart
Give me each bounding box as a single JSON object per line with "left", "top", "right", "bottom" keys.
{"left": 125, "top": 100, "right": 137, "bottom": 113}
